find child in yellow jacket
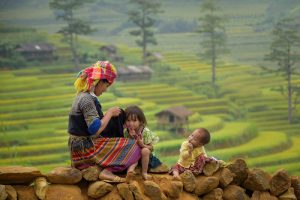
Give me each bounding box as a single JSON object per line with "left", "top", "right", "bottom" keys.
{"left": 170, "top": 128, "right": 214, "bottom": 180}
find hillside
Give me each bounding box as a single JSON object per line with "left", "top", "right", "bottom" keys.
{"left": 0, "top": 40, "right": 300, "bottom": 175}
{"left": 0, "top": 0, "right": 300, "bottom": 176}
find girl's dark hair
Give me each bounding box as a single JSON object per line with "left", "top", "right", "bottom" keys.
{"left": 125, "top": 105, "right": 147, "bottom": 126}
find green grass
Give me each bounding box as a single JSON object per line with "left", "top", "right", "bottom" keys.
{"left": 0, "top": 86, "right": 74, "bottom": 99}
{"left": 247, "top": 137, "right": 300, "bottom": 168}
{"left": 0, "top": 127, "right": 63, "bottom": 144}
{"left": 189, "top": 116, "right": 224, "bottom": 133}
{"left": 159, "top": 155, "right": 178, "bottom": 167}
{"left": 155, "top": 139, "right": 185, "bottom": 154}
{"left": 0, "top": 107, "right": 69, "bottom": 120}
{"left": 207, "top": 122, "right": 258, "bottom": 149}
{"left": 0, "top": 116, "right": 67, "bottom": 127}
{"left": 210, "top": 131, "right": 290, "bottom": 160}
{"left": 0, "top": 152, "right": 69, "bottom": 166}
{"left": 0, "top": 142, "right": 68, "bottom": 158}
{"left": 261, "top": 162, "right": 300, "bottom": 175}
{"left": 154, "top": 130, "right": 175, "bottom": 141}
{"left": 36, "top": 162, "right": 71, "bottom": 174}
{"left": 0, "top": 99, "right": 71, "bottom": 114}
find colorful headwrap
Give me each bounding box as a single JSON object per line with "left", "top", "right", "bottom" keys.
{"left": 74, "top": 61, "right": 117, "bottom": 93}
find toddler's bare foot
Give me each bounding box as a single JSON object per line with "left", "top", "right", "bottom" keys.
{"left": 142, "top": 173, "right": 152, "bottom": 180}
{"left": 172, "top": 170, "right": 181, "bottom": 181}
{"left": 173, "top": 174, "right": 181, "bottom": 181}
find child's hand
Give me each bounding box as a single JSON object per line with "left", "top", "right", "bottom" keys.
{"left": 137, "top": 126, "right": 143, "bottom": 135}
{"left": 188, "top": 142, "right": 193, "bottom": 154}
{"left": 137, "top": 138, "right": 145, "bottom": 148}
{"left": 136, "top": 132, "right": 143, "bottom": 140}
{"left": 128, "top": 128, "right": 136, "bottom": 138}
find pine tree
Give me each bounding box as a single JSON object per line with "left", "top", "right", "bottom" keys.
{"left": 265, "top": 18, "right": 300, "bottom": 123}
{"left": 49, "top": 0, "right": 94, "bottom": 70}
{"left": 128, "top": 0, "right": 162, "bottom": 65}
{"left": 197, "top": 0, "right": 228, "bottom": 84}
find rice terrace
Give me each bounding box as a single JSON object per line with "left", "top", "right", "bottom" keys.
{"left": 0, "top": 0, "right": 300, "bottom": 178}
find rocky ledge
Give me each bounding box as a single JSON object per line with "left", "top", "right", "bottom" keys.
{"left": 0, "top": 158, "right": 299, "bottom": 200}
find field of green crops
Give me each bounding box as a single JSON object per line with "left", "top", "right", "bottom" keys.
{"left": 1, "top": 45, "right": 300, "bottom": 175}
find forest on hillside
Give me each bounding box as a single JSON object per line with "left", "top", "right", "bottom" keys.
{"left": 1, "top": 0, "right": 300, "bottom": 66}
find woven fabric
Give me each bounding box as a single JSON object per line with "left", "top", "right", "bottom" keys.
{"left": 69, "top": 136, "right": 141, "bottom": 172}
{"left": 78, "top": 61, "right": 117, "bottom": 90}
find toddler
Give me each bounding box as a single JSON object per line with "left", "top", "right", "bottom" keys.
{"left": 124, "top": 105, "right": 162, "bottom": 180}
{"left": 170, "top": 128, "right": 214, "bottom": 180}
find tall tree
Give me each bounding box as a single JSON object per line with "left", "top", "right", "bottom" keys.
{"left": 265, "top": 18, "right": 300, "bottom": 123}
{"left": 197, "top": 0, "right": 228, "bottom": 84}
{"left": 49, "top": 0, "right": 94, "bottom": 70}
{"left": 128, "top": 0, "right": 162, "bottom": 65}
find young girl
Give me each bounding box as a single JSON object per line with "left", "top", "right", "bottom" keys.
{"left": 124, "top": 105, "right": 162, "bottom": 180}
{"left": 170, "top": 128, "right": 213, "bottom": 180}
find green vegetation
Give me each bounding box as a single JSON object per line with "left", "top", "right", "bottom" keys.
{"left": 1, "top": 44, "right": 299, "bottom": 174}
{"left": 1, "top": 45, "right": 299, "bottom": 174}
{"left": 247, "top": 136, "right": 300, "bottom": 168}
{"left": 264, "top": 17, "right": 300, "bottom": 123}
{"left": 128, "top": 0, "right": 163, "bottom": 64}
{"left": 210, "top": 131, "right": 290, "bottom": 160}
{"left": 197, "top": 0, "right": 229, "bottom": 84}
{"left": 0, "top": 0, "right": 300, "bottom": 176}
{"left": 49, "top": 0, "right": 96, "bottom": 69}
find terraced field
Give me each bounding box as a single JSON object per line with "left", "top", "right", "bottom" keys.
{"left": 1, "top": 48, "right": 299, "bottom": 176}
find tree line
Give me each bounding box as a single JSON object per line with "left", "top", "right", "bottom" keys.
{"left": 50, "top": 0, "right": 299, "bottom": 123}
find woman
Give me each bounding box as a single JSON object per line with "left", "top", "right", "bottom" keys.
{"left": 68, "top": 60, "right": 141, "bottom": 182}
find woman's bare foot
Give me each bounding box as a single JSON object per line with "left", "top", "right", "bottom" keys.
{"left": 172, "top": 170, "right": 181, "bottom": 181}
{"left": 173, "top": 174, "right": 181, "bottom": 181}
{"left": 99, "top": 169, "right": 125, "bottom": 183}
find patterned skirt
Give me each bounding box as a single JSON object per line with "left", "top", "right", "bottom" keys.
{"left": 69, "top": 135, "right": 141, "bottom": 172}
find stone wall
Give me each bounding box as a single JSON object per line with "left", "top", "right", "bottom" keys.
{"left": 0, "top": 159, "right": 299, "bottom": 200}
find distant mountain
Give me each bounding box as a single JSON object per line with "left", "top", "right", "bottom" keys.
{"left": 0, "top": 0, "right": 49, "bottom": 10}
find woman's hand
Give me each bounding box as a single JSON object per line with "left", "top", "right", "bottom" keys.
{"left": 95, "top": 107, "right": 121, "bottom": 137}
{"left": 107, "top": 107, "right": 121, "bottom": 117}
{"left": 137, "top": 137, "right": 145, "bottom": 148}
